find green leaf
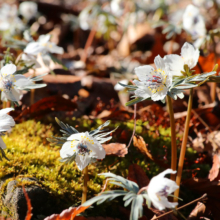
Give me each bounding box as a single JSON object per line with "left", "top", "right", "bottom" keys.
{"left": 118, "top": 82, "right": 138, "bottom": 89}
{"left": 125, "top": 97, "right": 145, "bottom": 106}
{"left": 15, "top": 64, "right": 34, "bottom": 75}
{"left": 49, "top": 54, "right": 68, "bottom": 70}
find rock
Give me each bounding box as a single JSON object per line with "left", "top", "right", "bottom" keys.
{"left": 2, "top": 177, "right": 57, "bottom": 220}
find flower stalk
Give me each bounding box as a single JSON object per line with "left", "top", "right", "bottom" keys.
{"left": 82, "top": 166, "right": 89, "bottom": 204}
{"left": 174, "top": 89, "right": 193, "bottom": 203}
{"left": 166, "top": 96, "right": 177, "bottom": 181}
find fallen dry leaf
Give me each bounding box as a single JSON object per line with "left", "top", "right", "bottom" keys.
{"left": 102, "top": 143, "right": 128, "bottom": 157}
{"left": 208, "top": 154, "right": 220, "bottom": 181}
{"left": 133, "top": 135, "right": 153, "bottom": 160}
{"left": 44, "top": 206, "right": 89, "bottom": 220}
{"left": 187, "top": 202, "right": 207, "bottom": 220}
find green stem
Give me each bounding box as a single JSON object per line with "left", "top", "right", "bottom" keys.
{"left": 81, "top": 166, "right": 89, "bottom": 204}
{"left": 174, "top": 89, "right": 193, "bottom": 203}
{"left": 166, "top": 96, "right": 177, "bottom": 182}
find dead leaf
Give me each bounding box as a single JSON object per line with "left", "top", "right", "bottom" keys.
{"left": 22, "top": 186, "right": 32, "bottom": 220}
{"left": 133, "top": 135, "right": 153, "bottom": 160}
{"left": 208, "top": 154, "right": 220, "bottom": 181}
{"left": 87, "top": 217, "right": 120, "bottom": 220}
{"left": 183, "top": 178, "right": 220, "bottom": 220}
{"left": 127, "top": 164, "right": 149, "bottom": 188}
{"left": 187, "top": 202, "right": 207, "bottom": 220}
{"left": 15, "top": 95, "right": 77, "bottom": 121}
{"left": 44, "top": 205, "right": 89, "bottom": 220}
{"left": 102, "top": 143, "right": 128, "bottom": 157}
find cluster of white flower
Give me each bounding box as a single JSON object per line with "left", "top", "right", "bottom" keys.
{"left": 132, "top": 42, "right": 199, "bottom": 102}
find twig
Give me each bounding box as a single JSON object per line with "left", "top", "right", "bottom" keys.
{"left": 183, "top": 101, "right": 213, "bottom": 133}
{"left": 152, "top": 194, "right": 207, "bottom": 220}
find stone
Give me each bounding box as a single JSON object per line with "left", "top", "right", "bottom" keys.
{"left": 2, "top": 177, "right": 58, "bottom": 220}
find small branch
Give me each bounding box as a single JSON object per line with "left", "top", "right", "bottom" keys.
{"left": 174, "top": 89, "right": 193, "bottom": 202}
{"left": 152, "top": 194, "right": 207, "bottom": 220}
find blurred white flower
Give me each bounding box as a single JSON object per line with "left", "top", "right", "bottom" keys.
{"left": 24, "top": 34, "right": 64, "bottom": 56}
{"left": 0, "top": 108, "right": 15, "bottom": 150}
{"left": 110, "top": 0, "right": 124, "bottom": 17}
{"left": 133, "top": 55, "right": 172, "bottom": 101}
{"left": 19, "top": 1, "right": 38, "bottom": 21}
{"left": 182, "top": 4, "right": 206, "bottom": 48}
{"left": 60, "top": 132, "right": 106, "bottom": 171}
{"left": 21, "top": 53, "right": 41, "bottom": 68}
{"left": 0, "top": 64, "right": 46, "bottom": 102}
{"left": 164, "top": 42, "right": 199, "bottom": 76}
{"left": 147, "top": 169, "right": 179, "bottom": 210}
{"left": 0, "top": 3, "right": 24, "bottom": 34}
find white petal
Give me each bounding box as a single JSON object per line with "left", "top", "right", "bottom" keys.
{"left": 154, "top": 55, "right": 165, "bottom": 70}
{"left": 134, "top": 88, "right": 151, "bottom": 99}
{"left": 38, "top": 34, "right": 50, "bottom": 43}
{"left": 67, "top": 132, "right": 85, "bottom": 141}
{"left": 181, "top": 42, "right": 199, "bottom": 69}
{"left": 60, "top": 140, "right": 76, "bottom": 159}
{"left": 164, "top": 54, "right": 184, "bottom": 76}
{"left": 134, "top": 65, "right": 154, "bottom": 81}
{"left": 48, "top": 44, "right": 64, "bottom": 54}
{"left": 151, "top": 87, "right": 168, "bottom": 102}
{"left": 24, "top": 42, "right": 44, "bottom": 55}
{"left": 0, "top": 64, "right": 16, "bottom": 76}
{"left": 0, "top": 137, "right": 6, "bottom": 150}
{"left": 84, "top": 132, "right": 106, "bottom": 159}
{"left": 75, "top": 154, "right": 91, "bottom": 171}
{"left": 0, "top": 108, "right": 14, "bottom": 116}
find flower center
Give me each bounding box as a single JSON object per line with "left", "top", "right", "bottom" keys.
{"left": 157, "top": 185, "right": 170, "bottom": 199}
{"left": 144, "top": 69, "right": 167, "bottom": 93}
{"left": 0, "top": 75, "right": 15, "bottom": 91}
{"left": 76, "top": 143, "right": 91, "bottom": 156}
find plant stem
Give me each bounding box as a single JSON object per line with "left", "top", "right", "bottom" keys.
{"left": 81, "top": 29, "right": 96, "bottom": 63}
{"left": 81, "top": 166, "right": 89, "bottom": 204}
{"left": 174, "top": 89, "right": 193, "bottom": 203}
{"left": 211, "top": 35, "right": 218, "bottom": 102}
{"left": 166, "top": 96, "right": 177, "bottom": 181}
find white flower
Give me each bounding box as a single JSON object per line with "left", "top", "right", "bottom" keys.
{"left": 60, "top": 132, "right": 106, "bottom": 171}
{"left": 21, "top": 53, "right": 41, "bottom": 68}
{"left": 110, "top": 0, "right": 124, "bottom": 17}
{"left": 0, "top": 64, "right": 46, "bottom": 102}
{"left": 182, "top": 4, "right": 206, "bottom": 48}
{"left": 133, "top": 55, "right": 172, "bottom": 101}
{"left": 0, "top": 3, "right": 24, "bottom": 35}
{"left": 147, "top": 169, "right": 179, "bottom": 210}
{"left": 0, "top": 108, "right": 15, "bottom": 150}
{"left": 164, "top": 42, "right": 199, "bottom": 76}
{"left": 24, "top": 34, "right": 64, "bottom": 56}
{"left": 19, "top": 1, "right": 38, "bottom": 21}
